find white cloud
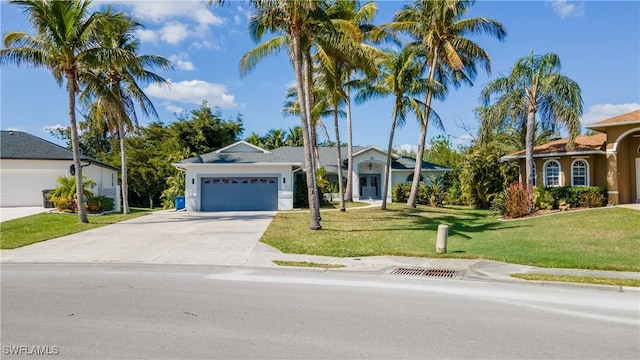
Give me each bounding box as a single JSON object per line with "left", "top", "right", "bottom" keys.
{"left": 43, "top": 124, "right": 65, "bottom": 132}
{"left": 145, "top": 79, "right": 238, "bottom": 110}
{"left": 165, "top": 103, "right": 185, "bottom": 114}
{"left": 5, "top": 127, "right": 26, "bottom": 132}
{"left": 547, "top": 0, "right": 585, "bottom": 19}
{"left": 453, "top": 134, "right": 474, "bottom": 145}
{"left": 125, "top": 1, "right": 225, "bottom": 27}
{"left": 134, "top": 29, "right": 159, "bottom": 44}
{"left": 189, "top": 40, "right": 222, "bottom": 51}
{"left": 581, "top": 103, "right": 640, "bottom": 125}
{"left": 160, "top": 22, "right": 191, "bottom": 45}
{"left": 396, "top": 144, "right": 418, "bottom": 155}
{"left": 169, "top": 54, "right": 195, "bottom": 71}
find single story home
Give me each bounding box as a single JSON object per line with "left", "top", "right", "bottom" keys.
{"left": 0, "top": 130, "right": 121, "bottom": 210}
{"left": 172, "top": 141, "right": 451, "bottom": 211}
{"left": 502, "top": 110, "right": 640, "bottom": 204}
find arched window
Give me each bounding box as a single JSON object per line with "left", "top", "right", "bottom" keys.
{"left": 544, "top": 160, "right": 561, "bottom": 187}
{"left": 571, "top": 159, "right": 589, "bottom": 186}
{"left": 406, "top": 174, "right": 424, "bottom": 184}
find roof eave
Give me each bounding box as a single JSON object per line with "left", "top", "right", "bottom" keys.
{"left": 501, "top": 150, "right": 606, "bottom": 161}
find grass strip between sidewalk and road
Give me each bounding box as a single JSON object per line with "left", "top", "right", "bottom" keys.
{"left": 1, "top": 209, "right": 152, "bottom": 249}
{"left": 261, "top": 204, "right": 639, "bottom": 272}
{"left": 511, "top": 273, "right": 640, "bottom": 287}
{"left": 272, "top": 260, "right": 345, "bottom": 269}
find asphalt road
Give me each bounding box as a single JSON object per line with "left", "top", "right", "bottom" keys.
{"left": 1, "top": 263, "right": 638, "bottom": 359}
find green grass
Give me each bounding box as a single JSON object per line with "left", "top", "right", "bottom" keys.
{"left": 511, "top": 273, "right": 640, "bottom": 287}
{"left": 272, "top": 260, "right": 345, "bottom": 268}
{"left": 319, "top": 201, "right": 369, "bottom": 209}
{"left": 261, "top": 204, "right": 640, "bottom": 271}
{"left": 1, "top": 208, "right": 152, "bottom": 249}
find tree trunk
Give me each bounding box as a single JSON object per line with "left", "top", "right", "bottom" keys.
{"left": 118, "top": 120, "right": 130, "bottom": 214}
{"left": 292, "top": 33, "right": 321, "bottom": 230}
{"left": 407, "top": 50, "right": 438, "bottom": 208}
{"left": 67, "top": 72, "right": 89, "bottom": 223}
{"left": 525, "top": 107, "right": 536, "bottom": 213}
{"left": 344, "top": 75, "right": 354, "bottom": 202}
{"left": 382, "top": 104, "right": 399, "bottom": 210}
{"left": 303, "top": 46, "right": 321, "bottom": 224}
{"left": 334, "top": 107, "right": 345, "bottom": 212}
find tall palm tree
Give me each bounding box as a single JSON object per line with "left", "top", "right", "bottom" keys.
{"left": 219, "top": 0, "right": 338, "bottom": 230}
{"left": 480, "top": 52, "right": 583, "bottom": 211}
{"left": 323, "top": 0, "right": 380, "bottom": 203}
{"left": 355, "top": 47, "right": 433, "bottom": 209}
{"left": 1, "top": 0, "right": 121, "bottom": 223}
{"left": 382, "top": 0, "right": 506, "bottom": 208}
{"left": 82, "top": 9, "right": 172, "bottom": 214}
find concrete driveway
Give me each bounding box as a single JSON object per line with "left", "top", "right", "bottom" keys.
{"left": 1, "top": 210, "right": 276, "bottom": 265}
{"left": 0, "top": 207, "right": 48, "bottom": 222}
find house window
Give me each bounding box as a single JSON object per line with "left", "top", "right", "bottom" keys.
{"left": 571, "top": 159, "right": 589, "bottom": 186}
{"left": 544, "top": 160, "right": 561, "bottom": 187}
{"left": 524, "top": 162, "right": 536, "bottom": 186}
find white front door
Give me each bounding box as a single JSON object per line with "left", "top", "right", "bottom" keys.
{"left": 636, "top": 158, "right": 640, "bottom": 203}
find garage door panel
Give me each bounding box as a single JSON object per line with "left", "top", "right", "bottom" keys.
{"left": 201, "top": 176, "right": 278, "bottom": 211}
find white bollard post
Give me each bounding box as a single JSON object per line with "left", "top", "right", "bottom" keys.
{"left": 436, "top": 224, "right": 449, "bottom": 254}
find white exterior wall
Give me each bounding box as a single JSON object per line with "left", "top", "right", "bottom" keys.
{"left": 352, "top": 150, "right": 390, "bottom": 201}
{"left": 183, "top": 164, "right": 295, "bottom": 211}
{"left": 0, "top": 159, "right": 118, "bottom": 207}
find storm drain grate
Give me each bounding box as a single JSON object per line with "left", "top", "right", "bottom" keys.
{"left": 390, "top": 267, "right": 460, "bottom": 278}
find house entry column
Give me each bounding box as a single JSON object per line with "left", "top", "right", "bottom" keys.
{"left": 606, "top": 149, "right": 619, "bottom": 205}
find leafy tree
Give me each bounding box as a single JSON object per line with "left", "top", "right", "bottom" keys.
{"left": 245, "top": 132, "right": 265, "bottom": 148}
{"left": 170, "top": 101, "right": 243, "bottom": 154}
{"left": 381, "top": 0, "right": 506, "bottom": 208}
{"left": 263, "top": 128, "right": 286, "bottom": 149}
{"left": 481, "top": 52, "right": 583, "bottom": 212}
{"left": 1, "top": 0, "right": 121, "bottom": 223}
{"left": 285, "top": 126, "right": 304, "bottom": 146}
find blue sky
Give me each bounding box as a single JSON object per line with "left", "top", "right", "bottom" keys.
{"left": 1, "top": 0, "right": 639, "bottom": 152}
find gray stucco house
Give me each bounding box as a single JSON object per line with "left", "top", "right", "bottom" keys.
{"left": 173, "top": 141, "right": 450, "bottom": 211}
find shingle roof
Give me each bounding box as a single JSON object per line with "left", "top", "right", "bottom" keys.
{"left": 392, "top": 156, "right": 451, "bottom": 171}
{"left": 503, "top": 133, "right": 607, "bottom": 159}
{"left": 178, "top": 151, "right": 298, "bottom": 164}
{"left": 0, "top": 130, "right": 118, "bottom": 170}
{"left": 586, "top": 109, "right": 640, "bottom": 130}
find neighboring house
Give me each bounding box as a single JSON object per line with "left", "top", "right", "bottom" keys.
{"left": 0, "top": 130, "right": 121, "bottom": 210}
{"left": 173, "top": 141, "right": 450, "bottom": 211}
{"left": 502, "top": 110, "right": 640, "bottom": 205}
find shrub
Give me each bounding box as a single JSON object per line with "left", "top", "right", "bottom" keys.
{"left": 392, "top": 183, "right": 410, "bottom": 203}
{"left": 51, "top": 196, "right": 72, "bottom": 212}
{"left": 503, "top": 182, "right": 533, "bottom": 219}
{"left": 86, "top": 195, "right": 115, "bottom": 214}
{"left": 491, "top": 191, "right": 506, "bottom": 215}
{"left": 534, "top": 187, "right": 554, "bottom": 210}
{"left": 579, "top": 190, "right": 606, "bottom": 208}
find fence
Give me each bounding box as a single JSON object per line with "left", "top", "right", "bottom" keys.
{"left": 97, "top": 186, "right": 121, "bottom": 213}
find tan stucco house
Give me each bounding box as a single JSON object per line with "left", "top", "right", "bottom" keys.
{"left": 502, "top": 110, "right": 640, "bottom": 205}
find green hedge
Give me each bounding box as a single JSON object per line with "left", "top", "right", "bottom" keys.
{"left": 534, "top": 186, "right": 607, "bottom": 209}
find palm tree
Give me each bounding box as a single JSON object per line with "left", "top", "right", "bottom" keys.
{"left": 264, "top": 128, "right": 286, "bottom": 149}
{"left": 480, "top": 52, "right": 583, "bottom": 211}
{"left": 220, "top": 0, "right": 339, "bottom": 230}
{"left": 245, "top": 132, "right": 265, "bottom": 148}
{"left": 82, "top": 9, "right": 172, "bottom": 214}
{"left": 382, "top": 0, "right": 506, "bottom": 208}
{"left": 355, "top": 47, "right": 431, "bottom": 209}
{"left": 323, "top": 0, "right": 380, "bottom": 203}
{"left": 285, "top": 126, "right": 303, "bottom": 146}
{"left": 1, "top": 0, "right": 120, "bottom": 223}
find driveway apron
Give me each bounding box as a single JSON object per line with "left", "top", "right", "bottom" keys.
{"left": 0, "top": 211, "right": 276, "bottom": 265}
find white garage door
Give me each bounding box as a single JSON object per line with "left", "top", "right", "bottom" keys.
{"left": 201, "top": 176, "right": 278, "bottom": 211}
{"left": 0, "top": 168, "right": 64, "bottom": 207}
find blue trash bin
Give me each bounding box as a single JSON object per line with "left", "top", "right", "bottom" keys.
{"left": 175, "top": 196, "right": 185, "bottom": 210}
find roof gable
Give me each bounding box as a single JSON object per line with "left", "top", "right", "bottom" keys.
{"left": 503, "top": 133, "right": 607, "bottom": 160}
{"left": 352, "top": 146, "right": 400, "bottom": 160}
{"left": 586, "top": 109, "right": 640, "bottom": 130}
{"left": 215, "top": 141, "right": 268, "bottom": 153}
{"left": 0, "top": 130, "right": 118, "bottom": 170}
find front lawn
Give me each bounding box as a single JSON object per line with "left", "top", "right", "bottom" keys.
{"left": 261, "top": 205, "right": 640, "bottom": 271}
{"left": 0, "top": 209, "right": 152, "bottom": 249}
